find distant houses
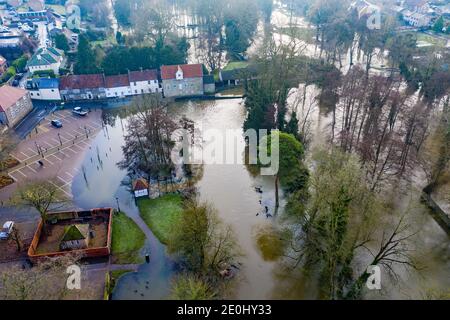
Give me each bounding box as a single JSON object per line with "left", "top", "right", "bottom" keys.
{"left": 0, "top": 55, "right": 7, "bottom": 76}
{"left": 0, "top": 85, "right": 33, "bottom": 127}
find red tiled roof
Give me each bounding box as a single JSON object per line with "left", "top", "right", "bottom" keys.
{"left": 161, "top": 64, "right": 203, "bottom": 80}
{"left": 0, "top": 85, "right": 28, "bottom": 112}
{"left": 132, "top": 178, "right": 149, "bottom": 191}
{"left": 129, "top": 69, "right": 158, "bottom": 82}
{"left": 105, "top": 74, "right": 129, "bottom": 88}
{"left": 60, "top": 74, "right": 105, "bottom": 90}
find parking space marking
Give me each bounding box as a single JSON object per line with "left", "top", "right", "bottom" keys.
{"left": 44, "top": 157, "right": 54, "bottom": 165}
{"left": 17, "top": 169, "right": 27, "bottom": 178}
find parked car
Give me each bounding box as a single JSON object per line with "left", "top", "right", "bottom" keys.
{"left": 51, "top": 119, "right": 63, "bottom": 128}
{"left": 72, "top": 107, "right": 88, "bottom": 116}
{"left": 0, "top": 221, "right": 14, "bottom": 240}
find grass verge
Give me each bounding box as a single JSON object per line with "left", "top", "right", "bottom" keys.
{"left": 111, "top": 212, "right": 146, "bottom": 264}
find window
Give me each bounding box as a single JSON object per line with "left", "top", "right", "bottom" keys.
{"left": 148, "top": 81, "right": 151, "bottom": 84}
{"left": 135, "top": 90, "right": 138, "bottom": 94}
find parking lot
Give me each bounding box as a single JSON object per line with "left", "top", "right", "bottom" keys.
{"left": 1, "top": 109, "right": 103, "bottom": 201}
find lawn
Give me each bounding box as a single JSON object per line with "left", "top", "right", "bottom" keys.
{"left": 138, "top": 194, "right": 183, "bottom": 244}
{"left": 111, "top": 212, "right": 146, "bottom": 264}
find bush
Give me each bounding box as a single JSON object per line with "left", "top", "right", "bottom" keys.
{"left": 32, "top": 70, "right": 56, "bottom": 78}
{"left": 1, "top": 66, "right": 16, "bottom": 83}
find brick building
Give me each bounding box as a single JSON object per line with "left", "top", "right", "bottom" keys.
{"left": 0, "top": 85, "right": 33, "bottom": 127}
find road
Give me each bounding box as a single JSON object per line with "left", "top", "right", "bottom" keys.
{"left": 13, "top": 101, "right": 57, "bottom": 139}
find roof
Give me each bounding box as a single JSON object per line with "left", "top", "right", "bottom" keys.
{"left": 129, "top": 69, "right": 158, "bottom": 82}
{"left": 27, "top": 47, "right": 62, "bottom": 68}
{"left": 404, "top": 0, "right": 428, "bottom": 8}
{"left": 61, "top": 224, "right": 89, "bottom": 242}
{"left": 0, "top": 55, "right": 6, "bottom": 65}
{"left": 60, "top": 74, "right": 105, "bottom": 90}
{"left": 132, "top": 178, "right": 149, "bottom": 191}
{"left": 161, "top": 64, "right": 203, "bottom": 80}
{"left": 203, "top": 75, "right": 215, "bottom": 84}
{"left": 0, "top": 85, "right": 28, "bottom": 112}
{"left": 29, "top": 77, "right": 59, "bottom": 89}
{"left": 105, "top": 74, "right": 129, "bottom": 88}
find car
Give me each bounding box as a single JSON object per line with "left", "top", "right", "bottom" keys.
{"left": 51, "top": 119, "right": 63, "bottom": 128}
{"left": 72, "top": 107, "right": 88, "bottom": 116}
{"left": 0, "top": 221, "right": 14, "bottom": 240}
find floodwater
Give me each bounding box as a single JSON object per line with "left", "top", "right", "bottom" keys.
{"left": 69, "top": 98, "right": 285, "bottom": 299}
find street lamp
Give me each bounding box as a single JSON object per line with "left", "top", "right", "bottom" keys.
{"left": 115, "top": 197, "right": 121, "bottom": 213}
{"left": 58, "top": 133, "right": 62, "bottom": 146}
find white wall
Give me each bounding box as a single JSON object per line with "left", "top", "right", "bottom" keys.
{"left": 28, "top": 88, "right": 61, "bottom": 101}
{"left": 29, "top": 61, "right": 61, "bottom": 75}
{"left": 106, "top": 86, "right": 133, "bottom": 98}
{"left": 129, "top": 80, "right": 160, "bottom": 95}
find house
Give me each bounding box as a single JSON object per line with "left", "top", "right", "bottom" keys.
{"left": 161, "top": 64, "right": 204, "bottom": 98}
{"left": 6, "top": 0, "right": 23, "bottom": 7}
{"left": 132, "top": 178, "right": 149, "bottom": 198}
{"left": 0, "top": 85, "right": 33, "bottom": 127}
{"left": 203, "top": 75, "right": 215, "bottom": 94}
{"left": 403, "top": 10, "right": 433, "bottom": 27}
{"left": 0, "top": 55, "right": 7, "bottom": 76}
{"left": 27, "top": 47, "right": 64, "bottom": 75}
{"left": 129, "top": 69, "right": 160, "bottom": 95}
{"left": 26, "top": 77, "right": 61, "bottom": 100}
{"left": 105, "top": 74, "right": 131, "bottom": 98}
{"left": 403, "top": 0, "right": 429, "bottom": 14}
{"left": 27, "top": 0, "right": 45, "bottom": 12}
{"left": 59, "top": 74, "right": 107, "bottom": 101}
{"left": 60, "top": 224, "right": 89, "bottom": 250}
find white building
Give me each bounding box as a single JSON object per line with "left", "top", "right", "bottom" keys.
{"left": 26, "top": 78, "right": 61, "bottom": 101}
{"left": 403, "top": 10, "right": 432, "bottom": 27}
{"left": 129, "top": 69, "right": 160, "bottom": 95}
{"left": 105, "top": 74, "right": 132, "bottom": 98}
{"left": 27, "top": 47, "right": 64, "bottom": 75}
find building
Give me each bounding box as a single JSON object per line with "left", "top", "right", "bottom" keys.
{"left": 203, "top": 75, "right": 215, "bottom": 94}
{"left": 0, "top": 85, "right": 33, "bottom": 127}
{"left": 161, "top": 64, "right": 204, "bottom": 98}
{"left": 26, "top": 77, "right": 61, "bottom": 100}
{"left": 59, "top": 74, "right": 107, "bottom": 101}
{"left": 129, "top": 69, "right": 160, "bottom": 95}
{"left": 403, "top": 10, "right": 433, "bottom": 27}
{"left": 27, "top": 0, "right": 45, "bottom": 12}
{"left": 0, "top": 55, "right": 7, "bottom": 76}
{"left": 403, "top": 0, "right": 429, "bottom": 14}
{"left": 6, "top": 0, "right": 23, "bottom": 7}
{"left": 27, "top": 47, "right": 63, "bottom": 75}
{"left": 60, "top": 224, "right": 90, "bottom": 250}
{"left": 132, "top": 178, "right": 149, "bottom": 198}
{"left": 105, "top": 74, "right": 131, "bottom": 98}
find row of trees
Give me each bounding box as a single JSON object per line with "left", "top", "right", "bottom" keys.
{"left": 73, "top": 33, "right": 189, "bottom": 75}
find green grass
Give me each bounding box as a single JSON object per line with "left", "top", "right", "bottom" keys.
{"left": 414, "top": 32, "right": 447, "bottom": 48}
{"left": 138, "top": 194, "right": 183, "bottom": 244}
{"left": 223, "top": 61, "right": 249, "bottom": 71}
{"left": 111, "top": 212, "right": 146, "bottom": 264}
